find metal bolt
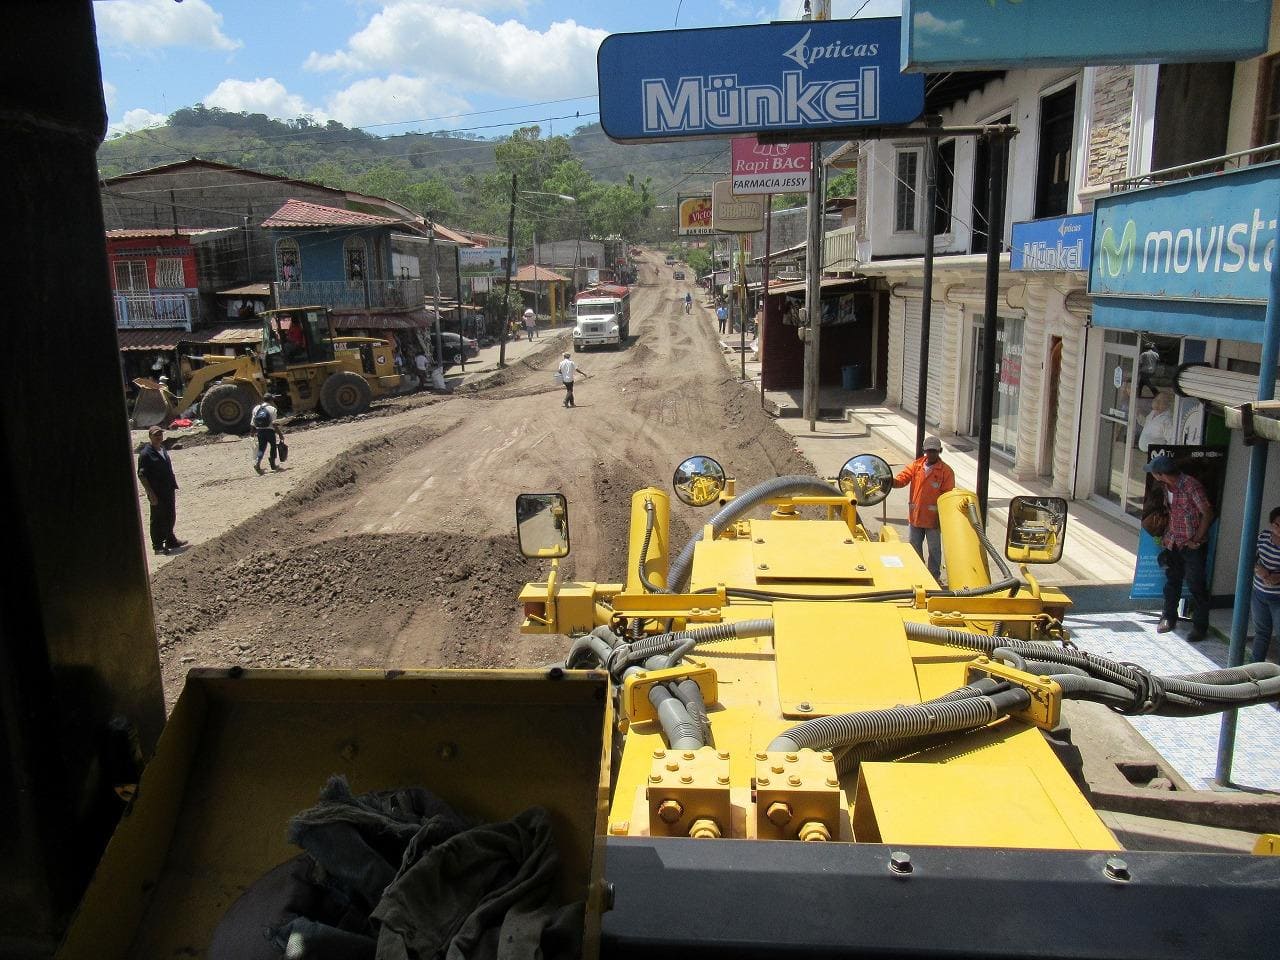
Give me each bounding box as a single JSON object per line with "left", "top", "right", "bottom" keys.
{"left": 889, "top": 851, "right": 913, "bottom": 876}
{"left": 682, "top": 752, "right": 696, "bottom": 760}
{"left": 718, "top": 751, "right": 731, "bottom": 760}
{"left": 788, "top": 775, "right": 802, "bottom": 786}
{"left": 657, "top": 799, "right": 684, "bottom": 824}
{"left": 826, "top": 777, "right": 839, "bottom": 787}
{"left": 757, "top": 776, "right": 770, "bottom": 786}
{"left": 855, "top": 564, "right": 867, "bottom": 572}
{"left": 765, "top": 801, "right": 793, "bottom": 827}
{"left": 843, "top": 538, "right": 854, "bottom": 544}
{"left": 601, "top": 880, "right": 616, "bottom": 911}
{"left": 653, "top": 749, "right": 666, "bottom": 759}
{"left": 689, "top": 818, "right": 722, "bottom": 839}
{"left": 609, "top": 821, "right": 630, "bottom": 836}
{"left": 785, "top": 753, "right": 798, "bottom": 762}
{"left": 798, "top": 821, "right": 831, "bottom": 842}
{"left": 758, "top": 563, "right": 769, "bottom": 570}
{"left": 1104, "top": 857, "right": 1131, "bottom": 882}
{"left": 755, "top": 752, "right": 769, "bottom": 761}
{"left": 771, "top": 764, "right": 785, "bottom": 774}
{"left": 680, "top": 774, "right": 693, "bottom": 784}
{"left": 666, "top": 761, "right": 679, "bottom": 771}
{"left": 755, "top": 538, "right": 766, "bottom": 544}
{"left": 649, "top": 774, "right": 662, "bottom": 784}
{"left": 717, "top": 775, "right": 730, "bottom": 785}
{"left": 821, "top": 752, "right": 834, "bottom": 762}
{"left": 797, "top": 701, "right": 812, "bottom": 712}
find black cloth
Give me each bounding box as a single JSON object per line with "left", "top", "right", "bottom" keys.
{"left": 148, "top": 491, "right": 178, "bottom": 551}
{"left": 211, "top": 776, "right": 581, "bottom": 960}
{"left": 562, "top": 382, "right": 575, "bottom": 407}
{"left": 137, "top": 443, "right": 178, "bottom": 494}
{"left": 1162, "top": 544, "right": 1210, "bottom": 632}
{"left": 256, "top": 427, "right": 278, "bottom": 466}
{"left": 138, "top": 443, "right": 179, "bottom": 550}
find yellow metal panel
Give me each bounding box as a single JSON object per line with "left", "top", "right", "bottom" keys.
{"left": 750, "top": 520, "right": 875, "bottom": 581}
{"left": 854, "top": 762, "right": 1113, "bottom": 850}
{"left": 773, "top": 603, "right": 922, "bottom": 716}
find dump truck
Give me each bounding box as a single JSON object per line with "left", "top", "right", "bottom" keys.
{"left": 573, "top": 284, "right": 631, "bottom": 351}
{"left": 131, "top": 306, "right": 411, "bottom": 433}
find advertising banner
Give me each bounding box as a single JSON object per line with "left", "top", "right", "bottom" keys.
{"left": 678, "top": 195, "right": 714, "bottom": 236}
{"left": 902, "top": 1, "right": 1271, "bottom": 72}
{"left": 598, "top": 18, "right": 923, "bottom": 143}
{"left": 1131, "top": 445, "right": 1228, "bottom": 601}
{"left": 1011, "top": 214, "right": 1092, "bottom": 272}
{"left": 459, "top": 247, "right": 509, "bottom": 278}
{"left": 712, "top": 180, "right": 765, "bottom": 234}
{"left": 731, "top": 137, "right": 813, "bottom": 195}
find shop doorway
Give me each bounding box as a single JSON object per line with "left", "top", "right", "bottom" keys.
{"left": 966, "top": 314, "right": 1024, "bottom": 458}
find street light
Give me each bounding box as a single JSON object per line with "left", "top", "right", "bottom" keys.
{"left": 498, "top": 183, "right": 576, "bottom": 367}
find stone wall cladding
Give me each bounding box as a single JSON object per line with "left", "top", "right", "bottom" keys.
{"left": 1087, "top": 66, "right": 1135, "bottom": 187}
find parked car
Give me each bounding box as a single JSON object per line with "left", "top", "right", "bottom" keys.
{"left": 673, "top": 271, "right": 686, "bottom": 280}
{"left": 433, "top": 331, "right": 479, "bottom": 368}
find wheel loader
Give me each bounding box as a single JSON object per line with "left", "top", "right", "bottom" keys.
{"left": 130, "top": 306, "right": 412, "bottom": 433}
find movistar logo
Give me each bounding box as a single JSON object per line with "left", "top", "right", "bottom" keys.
{"left": 782, "top": 28, "right": 879, "bottom": 70}
{"left": 1096, "top": 219, "right": 1137, "bottom": 279}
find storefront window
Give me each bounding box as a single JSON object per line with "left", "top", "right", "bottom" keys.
{"left": 969, "top": 315, "right": 1024, "bottom": 458}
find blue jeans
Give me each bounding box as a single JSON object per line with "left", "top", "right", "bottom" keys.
{"left": 1162, "top": 544, "right": 1209, "bottom": 632}
{"left": 1251, "top": 588, "right": 1280, "bottom": 662}
{"left": 909, "top": 524, "right": 943, "bottom": 580}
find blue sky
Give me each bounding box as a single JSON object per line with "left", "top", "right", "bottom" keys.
{"left": 95, "top": 0, "right": 901, "bottom": 138}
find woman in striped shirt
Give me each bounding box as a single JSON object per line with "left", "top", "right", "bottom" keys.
{"left": 1250, "top": 506, "right": 1280, "bottom": 663}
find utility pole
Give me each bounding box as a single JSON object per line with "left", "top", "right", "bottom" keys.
{"left": 428, "top": 218, "right": 446, "bottom": 392}
{"left": 976, "top": 132, "right": 1009, "bottom": 523}
{"left": 499, "top": 173, "right": 517, "bottom": 368}
{"left": 802, "top": 0, "right": 831, "bottom": 430}
{"left": 915, "top": 135, "right": 939, "bottom": 458}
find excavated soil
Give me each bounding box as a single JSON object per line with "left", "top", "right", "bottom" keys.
{"left": 149, "top": 260, "right": 812, "bottom": 707}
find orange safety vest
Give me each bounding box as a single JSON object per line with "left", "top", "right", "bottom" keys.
{"left": 893, "top": 456, "right": 956, "bottom": 528}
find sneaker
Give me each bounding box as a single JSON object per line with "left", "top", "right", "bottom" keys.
{"left": 254, "top": 463, "right": 264, "bottom": 475}
{"left": 168, "top": 539, "right": 188, "bottom": 549}
{"left": 153, "top": 546, "right": 168, "bottom": 555}
{"left": 1156, "top": 618, "right": 1175, "bottom": 634}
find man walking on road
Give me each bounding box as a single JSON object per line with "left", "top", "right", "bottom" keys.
{"left": 557, "top": 352, "right": 588, "bottom": 408}
{"left": 137, "top": 425, "right": 186, "bottom": 555}
{"left": 684, "top": 292, "right": 692, "bottom": 314}
{"left": 892, "top": 435, "right": 955, "bottom": 581}
{"left": 250, "top": 393, "right": 285, "bottom": 475}
{"left": 716, "top": 303, "right": 727, "bottom": 334}
{"left": 524, "top": 308, "right": 537, "bottom": 341}
{"left": 1147, "top": 455, "right": 1214, "bottom": 641}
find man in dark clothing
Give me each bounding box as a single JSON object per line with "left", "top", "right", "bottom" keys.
{"left": 137, "top": 425, "right": 186, "bottom": 555}
{"left": 1146, "top": 454, "right": 1214, "bottom": 641}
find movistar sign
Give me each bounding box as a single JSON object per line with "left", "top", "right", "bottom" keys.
{"left": 598, "top": 19, "right": 923, "bottom": 143}
{"left": 1089, "top": 161, "right": 1279, "bottom": 342}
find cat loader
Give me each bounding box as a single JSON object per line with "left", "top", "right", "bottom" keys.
{"left": 130, "top": 306, "right": 412, "bottom": 433}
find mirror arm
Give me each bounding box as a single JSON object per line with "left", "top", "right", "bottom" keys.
{"left": 544, "top": 559, "right": 561, "bottom": 632}
{"left": 1021, "top": 564, "right": 1041, "bottom": 599}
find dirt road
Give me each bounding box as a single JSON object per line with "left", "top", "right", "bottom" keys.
{"left": 147, "top": 258, "right": 812, "bottom": 705}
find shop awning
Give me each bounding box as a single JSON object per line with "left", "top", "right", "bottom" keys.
{"left": 116, "top": 328, "right": 189, "bottom": 352}
{"left": 764, "top": 276, "right": 867, "bottom": 296}
{"left": 203, "top": 325, "right": 262, "bottom": 344}
{"left": 217, "top": 283, "right": 272, "bottom": 298}
{"left": 330, "top": 309, "right": 432, "bottom": 331}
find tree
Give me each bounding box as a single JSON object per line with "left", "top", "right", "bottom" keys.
{"left": 826, "top": 170, "right": 857, "bottom": 200}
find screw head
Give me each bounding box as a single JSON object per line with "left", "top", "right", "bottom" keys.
{"left": 1104, "top": 857, "right": 1131, "bottom": 882}
{"left": 797, "top": 701, "right": 812, "bottom": 712}
{"left": 765, "top": 801, "right": 793, "bottom": 827}
{"left": 657, "top": 799, "right": 684, "bottom": 824}
{"left": 889, "top": 851, "right": 913, "bottom": 875}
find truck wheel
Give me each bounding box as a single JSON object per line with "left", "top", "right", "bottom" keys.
{"left": 319, "top": 371, "right": 372, "bottom": 418}
{"left": 200, "top": 382, "right": 255, "bottom": 434}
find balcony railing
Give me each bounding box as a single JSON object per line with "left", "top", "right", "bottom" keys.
{"left": 274, "top": 278, "right": 425, "bottom": 311}
{"left": 114, "top": 290, "right": 199, "bottom": 329}
{"left": 1111, "top": 140, "right": 1280, "bottom": 193}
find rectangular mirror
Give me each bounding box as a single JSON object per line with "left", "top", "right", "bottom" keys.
{"left": 1005, "top": 496, "right": 1068, "bottom": 564}
{"left": 516, "top": 493, "right": 571, "bottom": 559}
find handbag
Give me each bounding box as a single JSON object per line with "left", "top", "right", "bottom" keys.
{"left": 277, "top": 439, "right": 289, "bottom": 463}
{"left": 553, "top": 371, "right": 564, "bottom": 384}
{"left": 1141, "top": 507, "right": 1168, "bottom": 538}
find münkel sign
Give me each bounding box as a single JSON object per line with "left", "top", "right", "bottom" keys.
{"left": 597, "top": 19, "right": 923, "bottom": 143}
{"left": 677, "top": 195, "right": 713, "bottom": 236}
{"left": 901, "top": 0, "right": 1271, "bottom": 71}
{"left": 1011, "top": 214, "right": 1093, "bottom": 272}
{"left": 1089, "top": 162, "right": 1279, "bottom": 342}
{"left": 731, "top": 137, "right": 813, "bottom": 196}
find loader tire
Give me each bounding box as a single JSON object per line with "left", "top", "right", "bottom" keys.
{"left": 201, "top": 382, "right": 255, "bottom": 434}
{"left": 319, "top": 372, "right": 372, "bottom": 419}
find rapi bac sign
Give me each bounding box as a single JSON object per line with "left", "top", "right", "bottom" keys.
{"left": 597, "top": 19, "right": 923, "bottom": 143}
{"left": 732, "top": 137, "right": 813, "bottom": 195}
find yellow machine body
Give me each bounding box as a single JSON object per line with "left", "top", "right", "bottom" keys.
{"left": 522, "top": 484, "right": 1116, "bottom": 852}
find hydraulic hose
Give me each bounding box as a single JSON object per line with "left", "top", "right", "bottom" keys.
{"left": 964, "top": 496, "right": 1014, "bottom": 584}
{"left": 667, "top": 476, "right": 839, "bottom": 592}
{"left": 637, "top": 499, "right": 671, "bottom": 594}
{"left": 611, "top": 619, "right": 775, "bottom": 675}
{"left": 649, "top": 683, "right": 704, "bottom": 750}
{"left": 767, "top": 689, "right": 1030, "bottom": 754}
{"left": 673, "top": 677, "right": 714, "bottom": 746}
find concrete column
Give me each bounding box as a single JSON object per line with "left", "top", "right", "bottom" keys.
{"left": 886, "top": 292, "right": 906, "bottom": 407}
{"left": 937, "top": 295, "right": 965, "bottom": 437}
{"left": 1052, "top": 299, "right": 1089, "bottom": 496}
{"left": 1014, "top": 282, "right": 1049, "bottom": 479}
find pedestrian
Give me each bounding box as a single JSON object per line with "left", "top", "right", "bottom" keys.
{"left": 1146, "top": 455, "right": 1214, "bottom": 641}
{"left": 1250, "top": 506, "right": 1280, "bottom": 662}
{"left": 137, "top": 425, "right": 186, "bottom": 555}
{"left": 524, "top": 308, "right": 537, "bottom": 341}
{"left": 716, "top": 303, "right": 727, "bottom": 334}
{"left": 891, "top": 435, "right": 955, "bottom": 581}
{"left": 250, "top": 393, "right": 285, "bottom": 475}
{"left": 684, "top": 292, "right": 692, "bottom": 314}
{"left": 414, "top": 352, "right": 428, "bottom": 390}
{"left": 557, "top": 352, "right": 588, "bottom": 408}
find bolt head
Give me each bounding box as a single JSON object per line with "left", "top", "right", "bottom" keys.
{"left": 765, "top": 801, "right": 793, "bottom": 827}
{"left": 657, "top": 799, "right": 684, "bottom": 824}
{"left": 889, "top": 850, "right": 913, "bottom": 875}
{"left": 1104, "top": 857, "right": 1131, "bottom": 882}
{"left": 797, "top": 701, "right": 811, "bottom": 712}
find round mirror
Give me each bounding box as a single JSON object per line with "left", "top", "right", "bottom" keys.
{"left": 672, "top": 456, "right": 726, "bottom": 507}
{"left": 837, "top": 454, "right": 893, "bottom": 507}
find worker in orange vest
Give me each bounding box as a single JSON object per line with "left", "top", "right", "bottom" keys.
{"left": 892, "top": 435, "right": 955, "bottom": 581}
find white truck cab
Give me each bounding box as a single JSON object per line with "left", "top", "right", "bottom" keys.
{"left": 573, "top": 286, "right": 631, "bottom": 351}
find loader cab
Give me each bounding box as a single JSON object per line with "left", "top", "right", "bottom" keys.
{"left": 261, "top": 306, "right": 335, "bottom": 371}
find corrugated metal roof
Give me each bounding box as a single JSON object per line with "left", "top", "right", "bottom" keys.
{"left": 262, "top": 198, "right": 399, "bottom": 229}
{"left": 331, "top": 309, "right": 431, "bottom": 331}
{"left": 217, "top": 283, "right": 272, "bottom": 297}
{"left": 116, "top": 325, "right": 261, "bottom": 351}
{"left": 106, "top": 227, "right": 239, "bottom": 241}
{"left": 764, "top": 276, "right": 866, "bottom": 296}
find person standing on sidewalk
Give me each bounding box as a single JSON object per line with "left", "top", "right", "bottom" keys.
{"left": 716, "top": 303, "right": 727, "bottom": 334}
{"left": 524, "top": 308, "right": 537, "bottom": 341}
{"left": 1250, "top": 506, "right": 1280, "bottom": 662}
{"left": 557, "top": 352, "right": 588, "bottom": 408}
{"left": 891, "top": 435, "right": 955, "bottom": 581}
{"left": 137, "top": 425, "right": 186, "bottom": 555}
{"left": 1147, "top": 455, "right": 1214, "bottom": 641}
{"left": 250, "top": 393, "right": 285, "bottom": 475}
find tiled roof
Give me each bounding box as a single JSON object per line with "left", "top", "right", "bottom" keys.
{"left": 262, "top": 198, "right": 400, "bottom": 229}
{"left": 106, "top": 227, "right": 237, "bottom": 241}
{"left": 513, "top": 264, "right": 570, "bottom": 283}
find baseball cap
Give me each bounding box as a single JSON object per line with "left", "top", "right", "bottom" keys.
{"left": 148, "top": 425, "right": 164, "bottom": 436}
{"left": 922, "top": 435, "right": 942, "bottom": 451}
{"left": 1144, "top": 455, "right": 1177, "bottom": 474}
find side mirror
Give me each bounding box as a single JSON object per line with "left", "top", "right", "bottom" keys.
{"left": 672, "top": 455, "right": 726, "bottom": 507}
{"left": 515, "top": 493, "right": 570, "bottom": 558}
{"left": 836, "top": 454, "right": 893, "bottom": 507}
{"left": 1005, "top": 496, "right": 1068, "bottom": 564}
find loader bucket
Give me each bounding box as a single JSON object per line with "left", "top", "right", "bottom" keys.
{"left": 130, "top": 378, "right": 176, "bottom": 429}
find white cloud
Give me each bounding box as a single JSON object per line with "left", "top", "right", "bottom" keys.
{"left": 108, "top": 107, "right": 169, "bottom": 137}
{"left": 775, "top": 0, "right": 901, "bottom": 20}
{"left": 95, "top": 0, "right": 241, "bottom": 52}
{"left": 305, "top": 4, "right": 605, "bottom": 101}
{"left": 204, "top": 77, "right": 324, "bottom": 121}
{"left": 913, "top": 11, "right": 965, "bottom": 35}
{"left": 326, "top": 74, "right": 472, "bottom": 128}
{"left": 102, "top": 78, "right": 117, "bottom": 109}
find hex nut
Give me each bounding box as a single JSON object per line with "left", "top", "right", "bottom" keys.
{"left": 765, "top": 801, "right": 793, "bottom": 827}
{"left": 1104, "top": 857, "right": 1131, "bottom": 882}
{"left": 657, "top": 799, "right": 684, "bottom": 824}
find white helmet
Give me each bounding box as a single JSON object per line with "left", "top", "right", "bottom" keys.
{"left": 524, "top": 308, "right": 535, "bottom": 317}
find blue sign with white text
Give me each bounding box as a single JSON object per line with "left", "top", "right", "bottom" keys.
{"left": 597, "top": 19, "right": 924, "bottom": 143}
{"left": 1011, "top": 214, "right": 1093, "bottom": 272}
{"left": 902, "top": 0, "right": 1271, "bottom": 71}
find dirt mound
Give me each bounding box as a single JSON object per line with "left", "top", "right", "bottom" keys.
{"left": 457, "top": 338, "right": 568, "bottom": 394}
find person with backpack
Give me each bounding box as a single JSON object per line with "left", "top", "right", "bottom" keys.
{"left": 250, "top": 393, "right": 285, "bottom": 474}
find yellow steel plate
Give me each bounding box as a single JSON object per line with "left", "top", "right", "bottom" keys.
{"left": 854, "top": 761, "right": 1117, "bottom": 850}
{"left": 773, "top": 603, "right": 922, "bottom": 716}
{"left": 750, "top": 520, "right": 875, "bottom": 582}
